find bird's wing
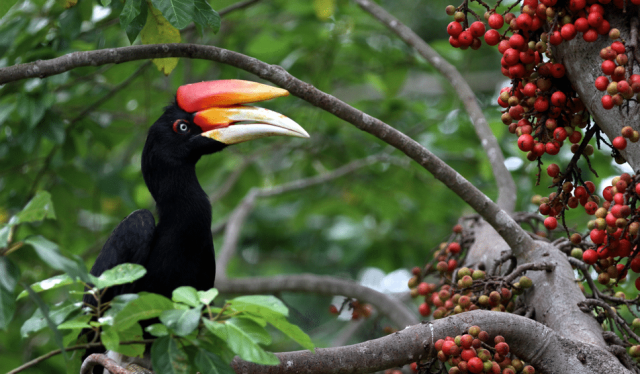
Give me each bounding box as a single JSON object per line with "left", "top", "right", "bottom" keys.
{"left": 88, "top": 209, "right": 156, "bottom": 277}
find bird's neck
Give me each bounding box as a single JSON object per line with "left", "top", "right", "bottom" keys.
{"left": 144, "top": 163, "right": 212, "bottom": 226}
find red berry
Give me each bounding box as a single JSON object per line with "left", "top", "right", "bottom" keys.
{"left": 588, "top": 12, "right": 603, "bottom": 28}
{"left": 635, "top": 277, "right": 640, "bottom": 291}
{"left": 470, "top": 21, "right": 485, "bottom": 38}
{"left": 549, "top": 30, "right": 563, "bottom": 45}
{"left": 613, "top": 136, "right": 627, "bottom": 150}
{"left": 584, "top": 201, "right": 598, "bottom": 215}
{"left": 484, "top": 29, "right": 501, "bottom": 46}
{"left": 518, "top": 134, "right": 534, "bottom": 152}
{"left": 544, "top": 217, "right": 558, "bottom": 230}
{"left": 467, "top": 357, "right": 484, "bottom": 374}
{"left": 516, "top": 13, "right": 533, "bottom": 31}
{"left": 570, "top": 0, "right": 586, "bottom": 10}
{"left": 495, "top": 342, "right": 510, "bottom": 355}
{"left": 553, "top": 127, "right": 567, "bottom": 142}
{"left": 590, "top": 4, "right": 605, "bottom": 14}
{"left": 595, "top": 76, "right": 609, "bottom": 91}
{"left": 583, "top": 29, "right": 598, "bottom": 42}
{"left": 575, "top": 17, "right": 589, "bottom": 32}
{"left": 503, "top": 48, "right": 520, "bottom": 65}
{"left": 534, "top": 96, "right": 549, "bottom": 112}
{"left": 547, "top": 163, "right": 560, "bottom": 177}
{"left": 551, "top": 91, "right": 567, "bottom": 107}
{"left": 601, "top": 95, "right": 614, "bottom": 109}
{"left": 583, "top": 249, "right": 598, "bottom": 264}
{"left": 329, "top": 305, "right": 338, "bottom": 314}
{"left": 612, "top": 41, "right": 626, "bottom": 54}
{"left": 448, "top": 242, "right": 461, "bottom": 254}
{"left": 597, "top": 19, "right": 610, "bottom": 35}
{"left": 561, "top": 23, "right": 577, "bottom": 40}
{"left": 418, "top": 302, "right": 431, "bottom": 316}
{"left": 545, "top": 142, "right": 559, "bottom": 155}
{"left": 602, "top": 60, "right": 616, "bottom": 75}
{"left": 590, "top": 229, "right": 606, "bottom": 244}
{"left": 458, "top": 31, "right": 474, "bottom": 46}
{"left": 447, "top": 22, "right": 463, "bottom": 37}
{"left": 449, "top": 36, "right": 461, "bottom": 48}
{"left": 551, "top": 63, "right": 566, "bottom": 78}
{"left": 417, "top": 282, "right": 429, "bottom": 295}
{"left": 488, "top": 14, "right": 504, "bottom": 29}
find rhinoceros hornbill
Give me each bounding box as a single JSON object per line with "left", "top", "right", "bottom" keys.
{"left": 81, "top": 80, "right": 308, "bottom": 372}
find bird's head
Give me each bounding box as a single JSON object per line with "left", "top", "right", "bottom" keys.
{"left": 144, "top": 80, "right": 309, "bottom": 166}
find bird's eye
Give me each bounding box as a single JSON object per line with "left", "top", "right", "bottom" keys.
{"left": 172, "top": 120, "right": 190, "bottom": 134}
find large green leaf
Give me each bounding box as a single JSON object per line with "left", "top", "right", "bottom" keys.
{"left": 17, "top": 274, "right": 75, "bottom": 300}
{"left": 89, "top": 263, "right": 146, "bottom": 289}
{"left": 111, "top": 323, "right": 145, "bottom": 357}
{"left": 15, "top": 191, "right": 56, "bottom": 223}
{"left": 0, "top": 0, "right": 20, "bottom": 19}
{"left": 20, "top": 301, "right": 82, "bottom": 337}
{"left": 197, "top": 288, "right": 218, "bottom": 305}
{"left": 20, "top": 283, "right": 68, "bottom": 357}
{"left": 120, "top": 0, "right": 148, "bottom": 43}
{"left": 266, "top": 316, "right": 315, "bottom": 352}
{"left": 228, "top": 295, "right": 288, "bottom": 318}
{"left": 172, "top": 286, "right": 200, "bottom": 307}
{"left": 227, "top": 318, "right": 271, "bottom": 346}
{"left": 224, "top": 321, "right": 279, "bottom": 365}
{"left": 150, "top": 0, "right": 193, "bottom": 30}
{"left": 0, "top": 257, "right": 20, "bottom": 292}
{"left": 159, "top": 306, "right": 202, "bottom": 336}
{"left": 113, "top": 293, "right": 173, "bottom": 331}
{"left": 151, "top": 336, "right": 189, "bottom": 374}
{"left": 24, "top": 236, "right": 88, "bottom": 281}
{"left": 141, "top": 5, "right": 181, "bottom": 75}
{"left": 192, "top": 0, "right": 219, "bottom": 32}
{"left": 0, "top": 286, "right": 16, "bottom": 330}
{"left": 194, "top": 349, "right": 234, "bottom": 374}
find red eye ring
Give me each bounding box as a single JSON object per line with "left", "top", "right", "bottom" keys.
{"left": 173, "top": 120, "right": 190, "bottom": 134}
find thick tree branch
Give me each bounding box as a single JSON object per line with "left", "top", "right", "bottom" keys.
{"left": 215, "top": 274, "right": 419, "bottom": 328}
{"left": 231, "top": 310, "right": 629, "bottom": 374}
{"left": 0, "top": 43, "right": 534, "bottom": 257}
{"left": 215, "top": 153, "right": 391, "bottom": 278}
{"left": 80, "top": 354, "right": 131, "bottom": 374}
{"left": 353, "top": 0, "right": 516, "bottom": 213}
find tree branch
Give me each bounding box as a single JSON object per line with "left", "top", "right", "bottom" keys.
{"left": 0, "top": 42, "right": 534, "bottom": 257}
{"left": 215, "top": 273, "right": 419, "bottom": 328}
{"left": 231, "top": 310, "right": 629, "bottom": 374}
{"left": 353, "top": 0, "right": 516, "bottom": 213}
{"left": 215, "top": 153, "right": 391, "bottom": 278}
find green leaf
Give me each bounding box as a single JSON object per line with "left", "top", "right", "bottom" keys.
{"left": 227, "top": 318, "right": 271, "bottom": 346}
{"left": 17, "top": 274, "right": 74, "bottom": 300}
{"left": 192, "top": 0, "right": 219, "bottom": 32}
{"left": 57, "top": 314, "right": 91, "bottom": 330}
{"left": 24, "top": 236, "right": 88, "bottom": 281}
{"left": 15, "top": 191, "right": 56, "bottom": 224}
{"left": 0, "top": 225, "right": 10, "bottom": 248}
{"left": 120, "top": 0, "right": 148, "bottom": 43}
{"left": 150, "top": 0, "right": 193, "bottom": 30}
{"left": 0, "top": 257, "right": 20, "bottom": 292}
{"left": 113, "top": 293, "right": 173, "bottom": 331}
{"left": 20, "top": 283, "right": 68, "bottom": 358}
{"left": 228, "top": 295, "right": 288, "bottom": 318}
{"left": 267, "top": 316, "right": 315, "bottom": 352}
{"left": 202, "top": 318, "right": 226, "bottom": 340}
{"left": 89, "top": 263, "right": 146, "bottom": 289}
{"left": 113, "top": 323, "right": 145, "bottom": 357}
{"left": 0, "top": 0, "right": 20, "bottom": 20}
{"left": 159, "top": 306, "right": 202, "bottom": 336}
{"left": 101, "top": 325, "right": 120, "bottom": 351}
{"left": 194, "top": 349, "right": 234, "bottom": 374}
{"left": 103, "top": 293, "right": 140, "bottom": 324}
{"left": 172, "top": 286, "right": 200, "bottom": 307}
{"left": 20, "top": 301, "right": 82, "bottom": 337}
{"left": 100, "top": 0, "right": 111, "bottom": 5}
{"left": 146, "top": 323, "right": 169, "bottom": 337}
{"left": 197, "top": 288, "right": 218, "bottom": 305}
{"left": 151, "top": 336, "right": 189, "bottom": 374}
{"left": 141, "top": 4, "right": 181, "bottom": 75}
{"left": 224, "top": 321, "right": 279, "bottom": 365}
{"left": 0, "top": 286, "right": 16, "bottom": 330}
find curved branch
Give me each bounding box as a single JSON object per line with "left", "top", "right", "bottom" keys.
{"left": 353, "top": 0, "right": 516, "bottom": 213}
{"left": 231, "top": 310, "right": 628, "bottom": 374}
{"left": 0, "top": 43, "right": 534, "bottom": 256}
{"left": 215, "top": 154, "right": 391, "bottom": 278}
{"left": 215, "top": 274, "right": 419, "bottom": 328}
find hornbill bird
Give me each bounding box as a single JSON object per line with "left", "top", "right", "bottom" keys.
{"left": 81, "top": 80, "right": 308, "bottom": 372}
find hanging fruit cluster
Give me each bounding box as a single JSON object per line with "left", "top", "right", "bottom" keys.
{"left": 433, "top": 327, "right": 537, "bottom": 373}
{"left": 328, "top": 299, "right": 373, "bottom": 320}
{"left": 445, "top": 0, "right": 640, "bottom": 161}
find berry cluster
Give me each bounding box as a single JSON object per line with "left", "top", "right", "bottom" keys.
{"left": 594, "top": 39, "right": 640, "bottom": 109}
{"left": 328, "top": 299, "right": 373, "bottom": 320}
{"left": 533, "top": 173, "right": 599, "bottom": 231}
{"left": 611, "top": 125, "right": 640, "bottom": 150}
{"left": 434, "top": 327, "right": 537, "bottom": 374}
{"left": 578, "top": 173, "right": 640, "bottom": 289}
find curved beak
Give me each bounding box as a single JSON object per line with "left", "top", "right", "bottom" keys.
{"left": 177, "top": 80, "right": 309, "bottom": 145}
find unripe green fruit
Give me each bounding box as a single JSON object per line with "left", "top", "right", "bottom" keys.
{"left": 633, "top": 318, "right": 640, "bottom": 329}
{"left": 519, "top": 276, "right": 533, "bottom": 289}
{"left": 597, "top": 273, "right": 610, "bottom": 285}
{"left": 468, "top": 325, "right": 481, "bottom": 337}
{"left": 478, "top": 295, "right": 490, "bottom": 306}
{"left": 454, "top": 11, "right": 465, "bottom": 22}
{"left": 570, "top": 247, "right": 583, "bottom": 259}
{"left": 472, "top": 270, "right": 486, "bottom": 280}
{"left": 458, "top": 267, "right": 471, "bottom": 278}
{"left": 615, "top": 291, "right": 625, "bottom": 299}
{"left": 461, "top": 275, "right": 473, "bottom": 288}
{"left": 630, "top": 345, "right": 640, "bottom": 357}
{"left": 445, "top": 5, "right": 456, "bottom": 15}
{"left": 408, "top": 276, "right": 418, "bottom": 288}
{"left": 511, "top": 358, "right": 524, "bottom": 371}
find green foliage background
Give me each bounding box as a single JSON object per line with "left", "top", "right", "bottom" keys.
{"left": 0, "top": 0, "right": 622, "bottom": 372}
